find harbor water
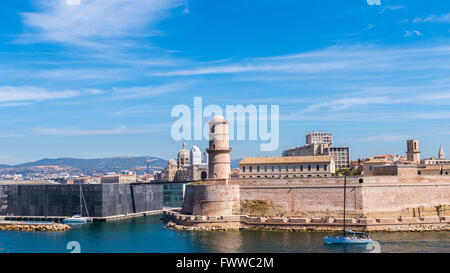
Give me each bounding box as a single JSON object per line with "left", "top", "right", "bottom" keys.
{"left": 0, "top": 214, "right": 449, "bottom": 253}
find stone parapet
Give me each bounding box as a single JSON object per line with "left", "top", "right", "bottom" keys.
{"left": 163, "top": 209, "right": 450, "bottom": 231}
{"left": 420, "top": 216, "right": 440, "bottom": 222}
{"left": 376, "top": 218, "right": 396, "bottom": 224}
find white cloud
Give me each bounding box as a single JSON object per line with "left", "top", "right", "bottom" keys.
{"left": 111, "top": 81, "right": 196, "bottom": 99}
{"left": 34, "top": 126, "right": 157, "bottom": 136}
{"left": 152, "top": 44, "right": 450, "bottom": 77}
{"left": 21, "top": 0, "right": 184, "bottom": 47}
{"left": 413, "top": 13, "right": 450, "bottom": 23}
{"left": 0, "top": 86, "right": 80, "bottom": 103}
{"left": 405, "top": 30, "right": 423, "bottom": 37}
{"left": 358, "top": 134, "right": 407, "bottom": 143}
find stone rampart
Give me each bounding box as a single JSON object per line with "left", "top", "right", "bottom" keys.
{"left": 181, "top": 176, "right": 450, "bottom": 220}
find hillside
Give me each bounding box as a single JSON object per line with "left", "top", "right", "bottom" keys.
{"left": 6, "top": 156, "right": 167, "bottom": 173}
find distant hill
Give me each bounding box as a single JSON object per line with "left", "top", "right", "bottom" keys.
{"left": 2, "top": 156, "right": 241, "bottom": 173}
{"left": 9, "top": 156, "right": 168, "bottom": 173}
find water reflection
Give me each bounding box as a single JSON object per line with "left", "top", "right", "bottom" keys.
{"left": 0, "top": 215, "right": 449, "bottom": 253}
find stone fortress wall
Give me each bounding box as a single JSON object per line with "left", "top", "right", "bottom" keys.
{"left": 174, "top": 175, "right": 450, "bottom": 230}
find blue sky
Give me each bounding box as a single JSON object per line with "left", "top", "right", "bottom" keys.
{"left": 0, "top": 0, "right": 450, "bottom": 164}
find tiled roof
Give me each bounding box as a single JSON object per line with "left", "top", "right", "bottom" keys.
{"left": 239, "top": 156, "right": 333, "bottom": 165}
{"left": 363, "top": 159, "right": 392, "bottom": 164}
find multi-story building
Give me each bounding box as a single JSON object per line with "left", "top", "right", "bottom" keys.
{"left": 239, "top": 155, "right": 335, "bottom": 178}
{"left": 101, "top": 174, "right": 137, "bottom": 184}
{"left": 306, "top": 132, "right": 333, "bottom": 146}
{"left": 72, "top": 177, "right": 93, "bottom": 184}
{"left": 282, "top": 132, "right": 350, "bottom": 170}
{"left": 327, "top": 146, "right": 350, "bottom": 170}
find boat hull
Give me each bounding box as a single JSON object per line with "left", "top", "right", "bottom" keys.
{"left": 63, "top": 218, "right": 90, "bottom": 224}
{"left": 324, "top": 236, "right": 373, "bottom": 244}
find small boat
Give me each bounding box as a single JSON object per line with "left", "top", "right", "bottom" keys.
{"left": 324, "top": 230, "right": 373, "bottom": 244}
{"left": 63, "top": 182, "right": 91, "bottom": 225}
{"left": 324, "top": 175, "right": 375, "bottom": 245}
{"left": 63, "top": 215, "right": 89, "bottom": 224}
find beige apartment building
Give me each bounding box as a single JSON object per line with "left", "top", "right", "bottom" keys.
{"left": 239, "top": 155, "right": 335, "bottom": 178}
{"left": 101, "top": 174, "right": 137, "bottom": 184}
{"left": 306, "top": 131, "right": 333, "bottom": 146}
{"left": 282, "top": 131, "right": 350, "bottom": 170}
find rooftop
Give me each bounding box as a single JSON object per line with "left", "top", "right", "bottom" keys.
{"left": 239, "top": 155, "right": 334, "bottom": 165}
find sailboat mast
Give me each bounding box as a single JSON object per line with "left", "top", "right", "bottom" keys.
{"left": 79, "top": 182, "right": 82, "bottom": 217}
{"left": 343, "top": 175, "right": 347, "bottom": 236}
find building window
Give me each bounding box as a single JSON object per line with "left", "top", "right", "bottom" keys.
{"left": 324, "top": 164, "right": 327, "bottom": 171}
{"left": 301, "top": 165, "right": 304, "bottom": 171}
{"left": 272, "top": 166, "right": 275, "bottom": 172}
{"left": 317, "top": 165, "right": 320, "bottom": 171}
{"left": 264, "top": 166, "right": 267, "bottom": 172}
{"left": 308, "top": 165, "right": 311, "bottom": 171}
{"left": 249, "top": 166, "right": 252, "bottom": 172}
{"left": 257, "top": 166, "right": 260, "bottom": 172}
{"left": 293, "top": 166, "right": 296, "bottom": 171}
{"left": 242, "top": 166, "right": 246, "bottom": 173}
{"left": 286, "top": 166, "right": 289, "bottom": 171}
{"left": 279, "top": 166, "right": 282, "bottom": 172}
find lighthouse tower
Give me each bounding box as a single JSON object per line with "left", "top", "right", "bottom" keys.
{"left": 207, "top": 115, "right": 232, "bottom": 180}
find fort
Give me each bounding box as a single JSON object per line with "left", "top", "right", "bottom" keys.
{"left": 163, "top": 116, "right": 450, "bottom": 231}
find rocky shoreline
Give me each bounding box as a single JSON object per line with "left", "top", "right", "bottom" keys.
{"left": 165, "top": 221, "right": 450, "bottom": 233}
{"left": 0, "top": 223, "right": 71, "bottom": 232}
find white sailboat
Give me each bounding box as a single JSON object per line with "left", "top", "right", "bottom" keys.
{"left": 324, "top": 175, "right": 374, "bottom": 244}
{"left": 63, "top": 182, "right": 91, "bottom": 224}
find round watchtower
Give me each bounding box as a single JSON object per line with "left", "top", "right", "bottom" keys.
{"left": 207, "top": 115, "right": 232, "bottom": 180}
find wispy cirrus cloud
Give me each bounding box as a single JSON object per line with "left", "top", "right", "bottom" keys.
{"left": 111, "top": 81, "right": 196, "bottom": 99}
{"left": 405, "top": 30, "right": 423, "bottom": 37}
{"left": 34, "top": 125, "right": 159, "bottom": 136}
{"left": 151, "top": 44, "right": 450, "bottom": 78}
{"left": 20, "top": 0, "right": 185, "bottom": 48}
{"left": 0, "top": 86, "right": 81, "bottom": 103}
{"left": 413, "top": 13, "right": 450, "bottom": 23}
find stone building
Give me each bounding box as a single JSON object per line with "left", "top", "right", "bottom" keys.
{"left": 362, "top": 159, "right": 392, "bottom": 176}
{"left": 73, "top": 177, "right": 94, "bottom": 184}
{"left": 421, "top": 145, "right": 450, "bottom": 165}
{"left": 239, "top": 155, "right": 335, "bottom": 178}
{"left": 406, "top": 139, "right": 421, "bottom": 163}
{"left": 282, "top": 132, "right": 350, "bottom": 170}
{"left": 101, "top": 174, "right": 137, "bottom": 184}
{"left": 156, "top": 143, "right": 209, "bottom": 182}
